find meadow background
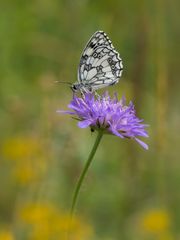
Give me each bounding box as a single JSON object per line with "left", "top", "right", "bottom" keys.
{"left": 0, "top": 0, "right": 180, "bottom": 239}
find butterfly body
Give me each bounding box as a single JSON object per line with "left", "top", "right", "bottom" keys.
{"left": 72, "top": 31, "right": 123, "bottom": 94}
{"left": 71, "top": 82, "right": 93, "bottom": 93}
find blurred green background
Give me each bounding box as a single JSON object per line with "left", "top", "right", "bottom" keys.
{"left": 0, "top": 0, "right": 179, "bottom": 239}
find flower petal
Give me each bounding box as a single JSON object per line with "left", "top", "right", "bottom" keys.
{"left": 56, "top": 110, "right": 75, "bottom": 115}
{"left": 78, "top": 119, "right": 92, "bottom": 128}
{"left": 108, "top": 123, "right": 124, "bottom": 138}
{"left": 134, "top": 137, "right": 149, "bottom": 150}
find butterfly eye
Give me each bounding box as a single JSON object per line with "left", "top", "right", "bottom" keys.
{"left": 93, "top": 52, "right": 97, "bottom": 57}
{"left": 71, "top": 84, "right": 78, "bottom": 91}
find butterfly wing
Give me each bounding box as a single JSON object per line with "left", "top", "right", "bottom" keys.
{"left": 78, "top": 31, "right": 123, "bottom": 91}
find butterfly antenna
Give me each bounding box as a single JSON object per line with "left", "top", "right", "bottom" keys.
{"left": 54, "top": 81, "right": 72, "bottom": 86}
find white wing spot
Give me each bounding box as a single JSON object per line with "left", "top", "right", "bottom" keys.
{"left": 86, "top": 68, "right": 97, "bottom": 80}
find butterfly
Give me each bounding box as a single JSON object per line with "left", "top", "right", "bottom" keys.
{"left": 71, "top": 30, "right": 123, "bottom": 94}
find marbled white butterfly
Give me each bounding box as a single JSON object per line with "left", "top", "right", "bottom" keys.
{"left": 71, "top": 30, "right": 123, "bottom": 94}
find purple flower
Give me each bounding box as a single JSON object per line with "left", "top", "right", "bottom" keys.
{"left": 58, "top": 92, "right": 149, "bottom": 150}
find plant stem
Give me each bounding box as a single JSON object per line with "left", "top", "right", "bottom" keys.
{"left": 70, "top": 130, "right": 103, "bottom": 218}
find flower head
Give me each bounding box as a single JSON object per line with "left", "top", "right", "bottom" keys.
{"left": 58, "top": 92, "right": 149, "bottom": 150}
{"left": 140, "top": 209, "right": 171, "bottom": 234}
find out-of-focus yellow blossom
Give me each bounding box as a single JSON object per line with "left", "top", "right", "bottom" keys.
{"left": 18, "top": 203, "right": 93, "bottom": 240}
{"left": 0, "top": 229, "right": 14, "bottom": 240}
{"left": 136, "top": 208, "right": 175, "bottom": 240}
{"left": 13, "top": 156, "right": 47, "bottom": 184}
{"left": 20, "top": 204, "right": 57, "bottom": 224}
{"left": 140, "top": 209, "right": 170, "bottom": 234}
{"left": 2, "top": 137, "right": 42, "bottom": 160}
{"left": 2, "top": 136, "right": 48, "bottom": 184}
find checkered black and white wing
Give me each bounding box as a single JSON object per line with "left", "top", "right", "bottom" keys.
{"left": 78, "top": 31, "right": 123, "bottom": 91}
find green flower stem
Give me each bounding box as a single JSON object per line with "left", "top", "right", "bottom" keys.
{"left": 70, "top": 130, "right": 104, "bottom": 218}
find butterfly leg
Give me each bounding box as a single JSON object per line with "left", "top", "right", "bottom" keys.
{"left": 80, "top": 89, "right": 85, "bottom": 98}
{"left": 94, "top": 91, "right": 101, "bottom": 99}
{"left": 88, "top": 87, "right": 100, "bottom": 99}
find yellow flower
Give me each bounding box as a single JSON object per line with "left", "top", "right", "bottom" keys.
{"left": 0, "top": 229, "right": 14, "bottom": 240}
{"left": 2, "top": 136, "right": 47, "bottom": 184}
{"left": 13, "top": 156, "right": 47, "bottom": 184}
{"left": 140, "top": 208, "right": 171, "bottom": 234}
{"left": 19, "top": 203, "right": 53, "bottom": 224}
{"left": 2, "top": 137, "right": 41, "bottom": 160}
{"left": 18, "top": 203, "right": 93, "bottom": 240}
